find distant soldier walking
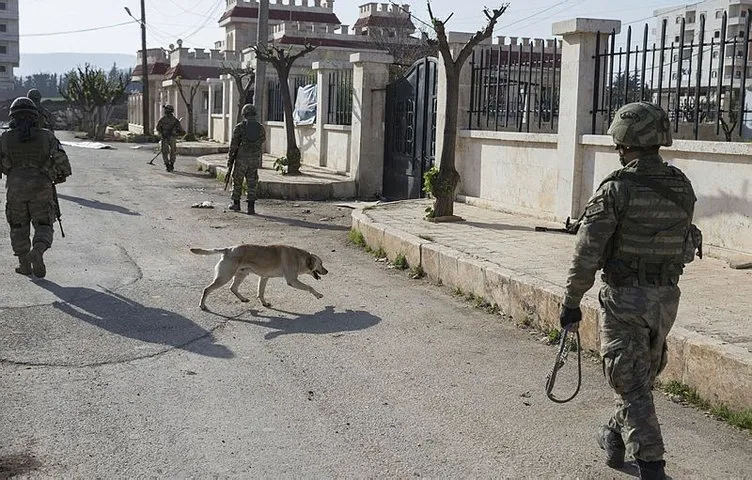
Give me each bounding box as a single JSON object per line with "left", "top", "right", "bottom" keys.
{"left": 227, "top": 104, "right": 266, "bottom": 215}
{"left": 560, "top": 102, "right": 700, "bottom": 480}
{"left": 156, "top": 104, "right": 185, "bottom": 172}
{"left": 26, "top": 88, "right": 55, "bottom": 131}
{"left": 0, "top": 97, "right": 72, "bottom": 278}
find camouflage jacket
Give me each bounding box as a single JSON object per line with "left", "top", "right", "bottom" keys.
{"left": 563, "top": 154, "right": 696, "bottom": 308}
{"left": 229, "top": 119, "right": 266, "bottom": 166}
{"left": 156, "top": 114, "right": 185, "bottom": 139}
{"left": 0, "top": 128, "right": 72, "bottom": 183}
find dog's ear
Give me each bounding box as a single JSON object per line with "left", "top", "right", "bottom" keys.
{"left": 306, "top": 254, "right": 316, "bottom": 271}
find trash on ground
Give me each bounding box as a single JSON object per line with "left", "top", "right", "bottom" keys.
{"left": 191, "top": 201, "right": 215, "bottom": 209}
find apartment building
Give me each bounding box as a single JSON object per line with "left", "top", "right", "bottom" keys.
{"left": 654, "top": 0, "right": 752, "bottom": 88}
{"left": 0, "top": 0, "right": 19, "bottom": 91}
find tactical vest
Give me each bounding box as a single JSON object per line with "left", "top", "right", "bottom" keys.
{"left": 601, "top": 155, "right": 696, "bottom": 285}
{"left": 0, "top": 129, "right": 52, "bottom": 177}
{"left": 235, "top": 120, "right": 263, "bottom": 161}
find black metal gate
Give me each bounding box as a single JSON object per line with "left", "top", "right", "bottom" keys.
{"left": 383, "top": 57, "right": 438, "bottom": 200}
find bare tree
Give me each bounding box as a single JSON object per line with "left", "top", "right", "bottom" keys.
{"left": 174, "top": 76, "right": 200, "bottom": 140}
{"left": 367, "top": 28, "right": 438, "bottom": 79}
{"left": 220, "top": 63, "right": 255, "bottom": 121}
{"left": 250, "top": 43, "right": 317, "bottom": 176}
{"left": 426, "top": 2, "right": 508, "bottom": 220}
{"left": 719, "top": 88, "right": 740, "bottom": 142}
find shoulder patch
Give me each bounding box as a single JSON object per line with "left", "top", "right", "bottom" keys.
{"left": 585, "top": 201, "right": 605, "bottom": 217}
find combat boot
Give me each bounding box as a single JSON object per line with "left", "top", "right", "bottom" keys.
{"left": 247, "top": 200, "right": 255, "bottom": 215}
{"left": 637, "top": 459, "right": 666, "bottom": 480}
{"left": 596, "top": 425, "right": 625, "bottom": 468}
{"left": 15, "top": 253, "right": 32, "bottom": 275}
{"left": 228, "top": 200, "right": 241, "bottom": 211}
{"left": 29, "top": 243, "right": 47, "bottom": 278}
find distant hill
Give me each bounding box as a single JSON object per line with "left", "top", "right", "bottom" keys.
{"left": 17, "top": 53, "right": 137, "bottom": 77}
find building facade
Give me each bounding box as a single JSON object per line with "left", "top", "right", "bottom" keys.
{"left": 0, "top": 0, "right": 19, "bottom": 91}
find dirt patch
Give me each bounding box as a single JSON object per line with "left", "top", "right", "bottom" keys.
{"left": 0, "top": 453, "right": 42, "bottom": 479}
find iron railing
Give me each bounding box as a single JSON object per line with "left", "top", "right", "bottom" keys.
{"left": 327, "top": 70, "right": 353, "bottom": 125}
{"left": 468, "top": 40, "right": 562, "bottom": 133}
{"left": 592, "top": 10, "right": 752, "bottom": 141}
{"left": 266, "top": 75, "right": 312, "bottom": 122}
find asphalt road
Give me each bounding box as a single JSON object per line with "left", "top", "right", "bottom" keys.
{"left": 1, "top": 133, "right": 750, "bottom": 479}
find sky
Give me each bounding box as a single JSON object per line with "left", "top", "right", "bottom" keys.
{"left": 19, "top": 0, "right": 690, "bottom": 55}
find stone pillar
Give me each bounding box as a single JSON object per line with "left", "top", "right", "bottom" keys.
{"left": 552, "top": 18, "right": 621, "bottom": 220}
{"left": 312, "top": 61, "right": 340, "bottom": 168}
{"left": 207, "top": 79, "right": 221, "bottom": 140}
{"left": 349, "top": 52, "right": 394, "bottom": 199}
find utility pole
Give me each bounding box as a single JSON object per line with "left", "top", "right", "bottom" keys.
{"left": 140, "top": 0, "right": 151, "bottom": 135}
{"left": 254, "top": 0, "right": 269, "bottom": 124}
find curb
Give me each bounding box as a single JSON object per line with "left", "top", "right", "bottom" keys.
{"left": 196, "top": 156, "right": 357, "bottom": 201}
{"left": 352, "top": 208, "right": 752, "bottom": 411}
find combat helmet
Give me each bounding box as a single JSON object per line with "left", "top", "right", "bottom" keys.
{"left": 163, "top": 104, "right": 175, "bottom": 114}
{"left": 241, "top": 103, "right": 257, "bottom": 118}
{"left": 9, "top": 97, "right": 39, "bottom": 118}
{"left": 26, "top": 89, "right": 42, "bottom": 103}
{"left": 607, "top": 102, "right": 672, "bottom": 148}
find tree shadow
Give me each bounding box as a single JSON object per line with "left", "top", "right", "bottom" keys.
{"left": 36, "top": 280, "right": 233, "bottom": 359}
{"left": 231, "top": 305, "right": 381, "bottom": 340}
{"left": 57, "top": 194, "right": 141, "bottom": 216}
{"left": 462, "top": 221, "right": 535, "bottom": 232}
{"left": 256, "top": 213, "right": 349, "bottom": 231}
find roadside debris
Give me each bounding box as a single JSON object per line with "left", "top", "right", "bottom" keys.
{"left": 191, "top": 201, "right": 215, "bottom": 209}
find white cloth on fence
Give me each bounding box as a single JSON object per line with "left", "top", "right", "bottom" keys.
{"left": 293, "top": 84, "right": 317, "bottom": 126}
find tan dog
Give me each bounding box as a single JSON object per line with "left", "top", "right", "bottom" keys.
{"left": 190, "top": 244, "right": 328, "bottom": 310}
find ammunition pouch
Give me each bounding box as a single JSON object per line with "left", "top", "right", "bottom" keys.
{"left": 603, "top": 259, "right": 682, "bottom": 288}
{"left": 683, "top": 224, "right": 703, "bottom": 263}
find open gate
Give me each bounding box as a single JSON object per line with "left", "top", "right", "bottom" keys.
{"left": 383, "top": 57, "right": 438, "bottom": 200}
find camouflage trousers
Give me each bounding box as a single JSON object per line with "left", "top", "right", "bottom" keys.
{"left": 231, "top": 161, "right": 259, "bottom": 202}
{"left": 598, "top": 283, "right": 680, "bottom": 462}
{"left": 160, "top": 137, "right": 177, "bottom": 167}
{"left": 4, "top": 176, "right": 56, "bottom": 256}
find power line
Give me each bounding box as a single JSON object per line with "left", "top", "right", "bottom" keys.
{"left": 498, "top": 0, "right": 573, "bottom": 30}
{"left": 20, "top": 21, "right": 133, "bottom": 37}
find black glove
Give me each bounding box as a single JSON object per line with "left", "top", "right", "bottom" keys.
{"left": 559, "top": 306, "right": 582, "bottom": 329}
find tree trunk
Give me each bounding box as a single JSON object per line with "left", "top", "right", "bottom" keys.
{"left": 432, "top": 67, "right": 461, "bottom": 219}
{"left": 280, "top": 75, "right": 301, "bottom": 175}
{"left": 187, "top": 106, "right": 194, "bottom": 136}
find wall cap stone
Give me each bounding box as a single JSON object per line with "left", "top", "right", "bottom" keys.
{"left": 552, "top": 18, "right": 621, "bottom": 36}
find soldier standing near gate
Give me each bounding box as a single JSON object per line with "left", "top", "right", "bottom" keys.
{"left": 227, "top": 104, "right": 266, "bottom": 215}
{"left": 559, "top": 102, "right": 700, "bottom": 480}
{"left": 26, "top": 88, "right": 55, "bottom": 131}
{"left": 156, "top": 104, "right": 185, "bottom": 172}
{"left": 0, "top": 97, "right": 72, "bottom": 278}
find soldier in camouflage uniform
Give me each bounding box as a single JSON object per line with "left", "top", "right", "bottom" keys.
{"left": 227, "top": 104, "right": 266, "bottom": 215}
{"left": 560, "top": 102, "right": 698, "bottom": 480}
{"left": 21, "top": 89, "right": 54, "bottom": 131}
{"left": 0, "top": 97, "right": 72, "bottom": 278}
{"left": 156, "top": 104, "right": 185, "bottom": 172}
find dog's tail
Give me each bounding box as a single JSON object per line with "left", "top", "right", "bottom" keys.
{"left": 190, "top": 247, "right": 230, "bottom": 256}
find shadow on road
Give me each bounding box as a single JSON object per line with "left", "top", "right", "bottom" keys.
{"left": 230, "top": 305, "right": 380, "bottom": 340}
{"left": 256, "top": 213, "right": 349, "bottom": 232}
{"left": 57, "top": 194, "right": 141, "bottom": 216}
{"left": 37, "top": 281, "right": 234, "bottom": 359}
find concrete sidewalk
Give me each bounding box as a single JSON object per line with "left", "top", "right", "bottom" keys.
{"left": 196, "top": 154, "right": 356, "bottom": 200}
{"left": 352, "top": 199, "right": 752, "bottom": 411}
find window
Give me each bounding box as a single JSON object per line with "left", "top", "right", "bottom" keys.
{"left": 0, "top": 3, "right": 6, "bottom": 10}
{"left": 673, "top": 54, "right": 678, "bottom": 61}
{"left": 674, "top": 36, "right": 680, "bottom": 43}
{"left": 0, "top": 66, "right": 5, "bottom": 73}
{"left": 735, "top": 70, "right": 742, "bottom": 77}
{"left": 0, "top": 46, "right": 6, "bottom": 54}
{"left": 675, "top": 16, "right": 682, "bottom": 24}
{"left": 739, "top": 30, "right": 746, "bottom": 38}
{"left": 714, "top": 30, "right": 721, "bottom": 39}
{"left": 672, "top": 73, "right": 677, "bottom": 79}
{"left": 201, "top": 91, "right": 209, "bottom": 113}
{"left": 712, "top": 71, "right": 718, "bottom": 78}
{"left": 743, "top": 10, "right": 748, "bottom": 17}
{"left": 0, "top": 24, "right": 6, "bottom": 32}
{"left": 715, "top": 10, "right": 724, "bottom": 19}
{"left": 713, "top": 50, "right": 719, "bottom": 58}
{"left": 212, "top": 88, "right": 223, "bottom": 114}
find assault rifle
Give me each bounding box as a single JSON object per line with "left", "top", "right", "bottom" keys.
{"left": 535, "top": 216, "right": 580, "bottom": 235}
{"left": 52, "top": 184, "right": 65, "bottom": 238}
{"left": 224, "top": 158, "right": 234, "bottom": 191}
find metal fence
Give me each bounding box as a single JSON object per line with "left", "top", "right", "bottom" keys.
{"left": 592, "top": 10, "right": 752, "bottom": 141}
{"left": 266, "top": 75, "right": 313, "bottom": 122}
{"left": 468, "top": 41, "right": 562, "bottom": 133}
{"left": 327, "top": 70, "right": 353, "bottom": 125}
